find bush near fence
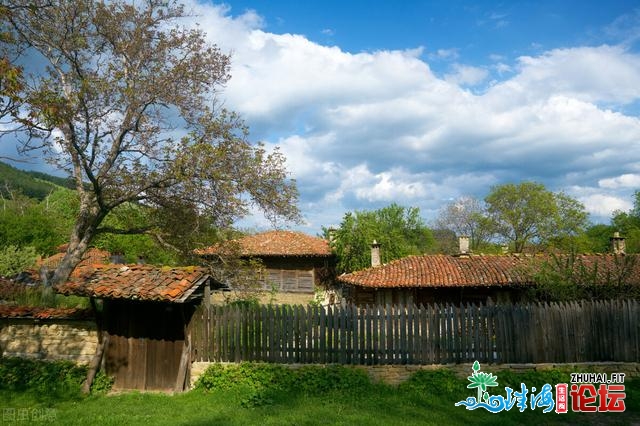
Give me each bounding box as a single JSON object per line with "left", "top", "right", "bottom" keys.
{"left": 191, "top": 299, "right": 640, "bottom": 365}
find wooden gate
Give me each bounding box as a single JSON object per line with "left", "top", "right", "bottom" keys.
{"left": 103, "top": 299, "right": 194, "bottom": 391}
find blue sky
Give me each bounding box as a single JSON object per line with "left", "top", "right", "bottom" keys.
{"left": 7, "top": 0, "right": 640, "bottom": 235}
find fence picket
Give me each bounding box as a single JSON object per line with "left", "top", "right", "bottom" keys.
{"left": 190, "top": 300, "right": 639, "bottom": 365}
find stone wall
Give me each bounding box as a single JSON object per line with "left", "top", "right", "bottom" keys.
{"left": 0, "top": 318, "right": 98, "bottom": 364}
{"left": 190, "top": 361, "right": 640, "bottom": 387}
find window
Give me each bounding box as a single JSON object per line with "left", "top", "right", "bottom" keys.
{"left": 262, "top": 268, "right": 315, "bottom": 293}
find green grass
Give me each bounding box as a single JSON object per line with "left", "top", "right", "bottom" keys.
{"left": 1, "top": 362, "right": 639, "bottom": 425}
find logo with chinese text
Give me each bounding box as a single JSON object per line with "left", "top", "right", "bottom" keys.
{"left": 455, "top": 361, "right": 625, "bottom": 414}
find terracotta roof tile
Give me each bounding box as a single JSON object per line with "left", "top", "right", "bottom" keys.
{"left": 0, "top": 305, "right": 93, "bottom": 320}
{"left": 338, "top": 254, "right": 640, "bottom": 288}
{"left": 55, "top": 265, "right": 210, "bottom": 303}
{"left": 196, "top": 230, "right": 332, "bottom": 258}
{"left": 37, "top": 247, "right": 111, "bottom": 270}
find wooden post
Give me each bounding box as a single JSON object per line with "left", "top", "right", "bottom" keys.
{"left": 82, "top": 334, "right": 109, "bottom": 394}
{"left": 175, "top": 305, "right": 192, "bottom": 392}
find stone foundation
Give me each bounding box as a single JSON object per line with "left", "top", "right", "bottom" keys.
{"left": 0, "top": 319, "right": 98, "bottom": 364}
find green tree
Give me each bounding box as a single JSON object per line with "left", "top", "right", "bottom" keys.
{"left": 610, "top": 191, "right": 640, "bottom": 253}
{"left": 485, "top": 182, "right": 588, "bottom": 253}
{"left": 0, "top": 189, "right": 64, "bottom": 255}
{"left": 325, "top": 203, "right": 434, "bottom": 273}
{"left": 3, "top": 0, "right": 298, "bottom": 285}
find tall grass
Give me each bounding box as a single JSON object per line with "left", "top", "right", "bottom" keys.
{"left": 0, "top": 280, "right": 90, "bottom": 308}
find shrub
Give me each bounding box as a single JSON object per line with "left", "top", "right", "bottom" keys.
{"left": 90, "top": 370, "right": 114, "bottom": 395}
{"left": 399, "top": 369, "right": 463, "bottom": 396}
{"left": 0, "top": 245, "right": 37, "bottom": 277}
{"left": 0, "top": 357, "right": 112, "bottom": 398}
{"left": 0, "top": 357, "right": 86, "bottom": 398}
{"left": 295, "top": 365, "right": 370, "bottom": 393}
{"left": 195, "top": 363, "right": 373, "bottom": 407}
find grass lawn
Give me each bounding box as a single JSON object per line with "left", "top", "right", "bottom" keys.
{"left": 1, "top": 364, "right": 639, "bottom": 425}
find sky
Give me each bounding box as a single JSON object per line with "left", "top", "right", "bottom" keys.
{"left": 7, "top": 0, "right": 640, "bottom": 235}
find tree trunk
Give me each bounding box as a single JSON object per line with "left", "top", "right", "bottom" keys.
{"left": 50, "top": 207, "right": 104, "bottom": 286}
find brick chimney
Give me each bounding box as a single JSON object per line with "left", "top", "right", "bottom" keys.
{"left": 371, "top": 240, "right": 381, "bottom": 267}
{"left": 611, "top": 232, "right": 626, "bottom": 255}
{"left": 458, "top": 236, "right": 470, "bottom": 255}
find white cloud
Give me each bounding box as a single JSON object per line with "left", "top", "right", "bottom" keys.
{"left": 507, "top": 46, "right": 640, "bottom": 105}
{"left": 429, "top": 48, "right": 459, "bottom": 61}
{"left": 179, "top": 2, "right": 640, "bottom": 231}
{"left": 599, "top": 174, "right": 640, "bottom": 189}
{"left": 444, "top": 63, "right": 489, "bottom": 86}
{"left": 579, "top": 194, "right": 633, "bottom": 217}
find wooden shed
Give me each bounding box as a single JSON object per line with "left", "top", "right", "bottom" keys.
{"left": 56, "top": 264, "right": 211, "bottom": 392}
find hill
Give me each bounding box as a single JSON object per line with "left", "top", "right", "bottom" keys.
{"left": 0, "top": 161, "right": 74, "bottom": 200}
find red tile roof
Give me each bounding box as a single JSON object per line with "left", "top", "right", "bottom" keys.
{"left": 338, "top": 254, "right": 640, "bottom": 288}
{"left": 55, "top": 265, "right": 210, "bottom": 303}
{"left": 0, "top": 305, "right": 93, "bottom": 320}
{"left": 195, "top": 230, "right": 332, "bottom": 258}
{"left": 38, "top": 247, "right": 111, "bottom": 269}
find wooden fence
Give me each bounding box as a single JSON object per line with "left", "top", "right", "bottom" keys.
{"left": 190, "top": 299, "right": 640, "bottom": 365}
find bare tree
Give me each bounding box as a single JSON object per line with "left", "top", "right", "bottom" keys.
{"left": 3, "top": 0, "right": 299, "bottom": 285}
{"left": 435, "top": 196, "right": 493, "bottom": 250}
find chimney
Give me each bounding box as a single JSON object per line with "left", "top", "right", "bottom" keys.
{"left": 110, "top": 251, "right": 125, "bottom": 264}
{"left": 611, "top": 232, "right": 626, "bottom": 255}
{"left": 371, "top": 240, "right": 381, "bottom": 267}
{"left": 327, "top": 227, "right": 337, "bottom": 245}
{"left": 458, "top": 236, "right": 470, "bottom": 255}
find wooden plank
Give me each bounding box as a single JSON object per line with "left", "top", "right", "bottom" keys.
{"left": 319, "top": 306, "right": 331, "bottom": 364}
{"left": 384, "top": 303, "right": 392, "bottom": 365}
{"left": 373, "top": 304, "right": 381, "bottom": 365}
{"left": 418, "top": 304, "right": 427, "bottom": 364}
{"left": 403, "top": 304, "right": 410, "bottom": 364}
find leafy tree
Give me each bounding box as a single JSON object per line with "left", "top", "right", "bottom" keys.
{"left": 610, "top": 191, "right": 640, "bottom": 253}
{"left": 0, "top": 189, "right": 65, "bottom": 255}
{"left": 575, "top": 223, "right": 616, "bottom": 253}
{"left": 0, "top": 5, "right": 23, "bottom": 125}
{"left": 529, "top": 253, "right": 640, "bottom": 302}
{"left": 3, "top": 0, "right": 298, "bottom": 285}
{"left": 325, "top": 203, "right": 434, "bottom": 273}
{"left": 485, "top": 182, "right": 588, "bottom": 253}
{"left": 434, "top": 196, "right": 494, "bottom": 251}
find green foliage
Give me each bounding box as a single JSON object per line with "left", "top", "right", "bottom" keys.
{"left": 5, "top": 0, "right": 299, "bottom": 286}
{"left": 89, "top": 370, "right": 114, "bottom": 395}
{"left": 610, "top": 192, "right": 640, "bottom": 254}
{"left": 325, "top": 203, "right": 435, "bottom": 273}
{"left": 294, "top": 365, "right": 370, "bottom": 393}
{"left": 0, "top": 192, "right": 66, "bottom": 255}
{"left": 485, "top": 182, "right": 588, "bottom": 253}
{"left": 399, "top": 369, "right": 463, "bottom": 396}
{"left": 529, "top": 253, "right": 640, "bottom": 301}
{"left": 0, "top": 358, "right": 112, "bottom": 398}
{"left": 0, "top": 245, "right": 36, "bottom": 276}
{"left": 195, "top": 363, "right": 371, "bottom": 407}
{"left": 0, "top": 161, "right": 71, "bottom": 200}
{"left": 0, "top": 357, "right": 85, "bottom": 398}
{"left": 0, "top": 280, "right": 90, "bottom": 308}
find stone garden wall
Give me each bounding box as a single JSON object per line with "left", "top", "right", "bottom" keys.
{"left": 0, "top": 318, "right": 98, "bottom": 364}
